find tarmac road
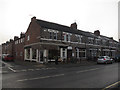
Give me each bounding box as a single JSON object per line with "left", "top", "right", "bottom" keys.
{"left": 1, "top": 60, "right": 120, "bottom": 89}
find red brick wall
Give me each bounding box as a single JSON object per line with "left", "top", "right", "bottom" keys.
{"left": 2, "top": 44, "right": 6, "bottom": 54}
{"left": 2, "top": 41, "right": 14, "bottom": 56}
{"left": 25, "top": 18, "right": 41, "bottom": 46}
{"left": 14, "top": 38, "right": 24, "bottom": 61}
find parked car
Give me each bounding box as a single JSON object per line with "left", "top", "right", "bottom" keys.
{"left": 2, "top": 54, "right": 9, "bottom": 60}
{"left": 3, "top": 55, "right": 14, "bottom": 61}
{"left": 97, "top": 56, "right": 113, "bottom": 64}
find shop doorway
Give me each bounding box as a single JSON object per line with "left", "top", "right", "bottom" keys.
{"left": 39, "top": 50, "right": 44, "bottom": 63}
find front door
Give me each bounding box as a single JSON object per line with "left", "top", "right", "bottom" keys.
{"left": 67, "top": 50, "right": 72, "bottom": 62}
{"left": 67, "top": 50, "right": 72, "bottom": 58}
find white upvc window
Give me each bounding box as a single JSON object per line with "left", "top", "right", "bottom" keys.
{"left": 15, "top": 41, "right": 17, "bottom": 44}
{"left": 49, "top": 32, "right": 53, "bottom": 39}
{"left": 21, "top": 38, "right": 23, "bottom": 43}
{"left": 20, "top": 52, "right": 22, "bottom": 56}
{"left": 23, "top": 38, "right": 24, "bottom": 42}
{"left": 27, "top": 35, "right": 30, "bottom": 41}
{"left": 78, "top": 35, "right": 82, "bottom": 43}
{"left": 76, "top": 34, "right": 82, "bottom": 43}
{"left": 19, "top": 39, "right": 21, "bottom": 43}
{"left": 63, "top": 32, "right": 71, "bottom": 42}
{"left": 53, "top": 32, "right": 57, "bottom": 40}
{"left": 102, "top": 40, "right": 106, "bottom": 45}
{"left": 68, "top": 34, "right": 71, "bottom": 42}
{"left": 16, "top": 40, "right": 18, "bottom": 44}
{"left": 63, "top": 33, "right": 67, "bottom": 42}
{"left": 88, "top": 37, "right": 94, "bottom": 44}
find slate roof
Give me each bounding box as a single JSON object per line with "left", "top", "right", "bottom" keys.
{"left": 36, "top": 19, "right": 96, "bottom": 38}
{"left": 36, "top": 19, "right": 118, "bottom": 42}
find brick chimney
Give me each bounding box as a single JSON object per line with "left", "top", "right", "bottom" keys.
{"left": 70, "top": 22, "right": 77, "bottom": 29}
{"left": 94, "top": 30, "right": 100, "bottom": 36}
{"left": 10, "top": 39, "right": 13, "bottom": 42}
{"left": 20, "top": 32, "right": 25, "bottom": 38}
{"left": 31, "top": 16, "right": 36, "bottom": 22}
{"left": 14, "top": 36, "right": 19, "bottom": 40}
{"left": 6, "top": 41, "right": 9, "bottom": 43}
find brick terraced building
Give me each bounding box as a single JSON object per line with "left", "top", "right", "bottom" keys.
{"left": 2, "top": 17, "right": 120, "bottom": 63}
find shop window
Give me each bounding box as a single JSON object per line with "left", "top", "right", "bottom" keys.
{"left": 63, "top": 49, "right": 65, "bottom": 58}
{"left": 48, "top": 49, "right": 58, "bottom": 59}
{"left": 76, "top": 48, "right": 79, "bottom": 58}
{"left": 76, "top": 48, "right": 86, "bottom": 58}
{"left": 79, "top": 51, "right": 86, "bottom": 57}
{"left": 32, "top": 49, "right": 37, "bottom": 59}
{"left": 26, "top": 48, "right": 30, "bottom": 59}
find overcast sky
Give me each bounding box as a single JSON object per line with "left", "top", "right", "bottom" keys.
{"left": 0, "top": 0, "right": 119, "bottom": 44}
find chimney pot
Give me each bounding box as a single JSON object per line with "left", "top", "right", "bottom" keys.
{"left": 94, "top": 30, "right": 100, "bottom": 36}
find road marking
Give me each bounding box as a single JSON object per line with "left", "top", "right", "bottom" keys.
{"left": 17, "top": 74, "right": 64, "bottom": 82}
{"left": 28, "top": 69, "right": 34, "bottom": 71}
{"left": 8, "top": 67, "right": 16, "bottom": 72}
{"left": 102, "top": 81, "right": 120, "bottom": 90}
{"left": 21, "top": 70, "right": 27, "bottom": 72}
{"left": 36, "top": 69, "right": 41, "bottom": 70}
{"left": 76, "top": 68, "right": 101, "bottom": 73}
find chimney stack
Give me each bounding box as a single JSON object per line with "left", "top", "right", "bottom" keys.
{"left": 31, "top": 16, "right": 36, "bottom": 22}
{"left": 6, "top": 41, "right": 9, "bottom": 44}
{"left": 20, "top": 32, "right": 25, "bottom": 38}
{"left": 70, "top": 22, "right": 77, "bottom": 29}
{"left": 14, "top": 36, "right": 19, "bottom": 40}
{"left": 94, "top": 30, "right": 100, "bottom": 36}
{"left": 110, "top": 37, "right": 113, "bottom": 40}
{"left": 10, "top": 39, "right": 13, "bottom": 42}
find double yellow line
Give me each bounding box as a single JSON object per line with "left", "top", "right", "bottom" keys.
{"left": 102, "top": 81, "right": 120, "bottom": 90}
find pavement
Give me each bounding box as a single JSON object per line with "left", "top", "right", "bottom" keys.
{"left": 13, "top": 59, "right": 97, "bottom": 68}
